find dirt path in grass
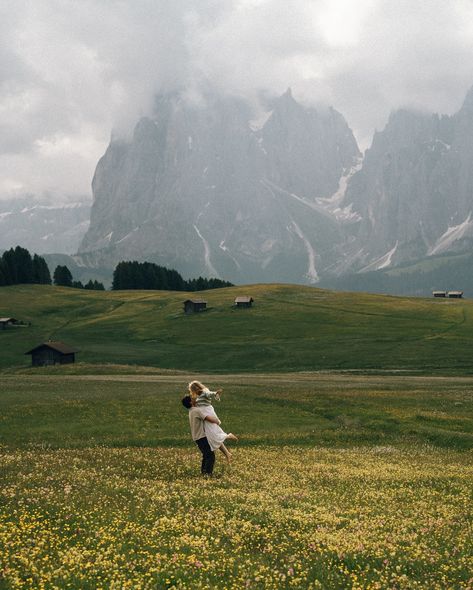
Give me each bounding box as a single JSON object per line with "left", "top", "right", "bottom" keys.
{"left": 4, "top": 372, "right": 473, "bottom": 387}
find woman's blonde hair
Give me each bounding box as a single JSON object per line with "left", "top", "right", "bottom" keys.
{"left": 188, "top": 380, "right": 205, "bottom": 398}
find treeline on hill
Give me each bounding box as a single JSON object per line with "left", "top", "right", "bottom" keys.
{"left": 52, "top": 265, "right": 105, "bottom": 290}
{"left": 0, "top": 246, "right": 51, "bottom": 286}
{"left": 0, "top": 246, "right": 104, "bottom": 290}
{"left": 112, "top": 261, "right": 233, "bottom": 291}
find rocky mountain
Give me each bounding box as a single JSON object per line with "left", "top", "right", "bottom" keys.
{"left": 80, "top": 89, "right": 361, "bottom": 283}
{"left": 77, "top": 84, "right": 473, "bottom": 288}
{"left": 0, "top": 196, "right": 91, "bottom": 255}
{"left": 335, "top": 87, "right": 473, "bottom": 274}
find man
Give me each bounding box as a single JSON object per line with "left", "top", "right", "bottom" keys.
{"left": 181, "top": 394, "right": 221, "bottom": 475}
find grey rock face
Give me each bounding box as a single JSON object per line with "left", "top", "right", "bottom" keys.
{"left": 80, "top": 84, "right": 473, "bottom": 283}
{"left": 338, "top": 87, "right": 473, "bottom": 273}
{"left": 80, "top": 89, "right": 360, "bottom": 283}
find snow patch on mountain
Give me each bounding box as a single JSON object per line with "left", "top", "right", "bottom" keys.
{"left": 116, "top": 227, "right": 140, "bottom": 244}
{"left": 428, "top": 214, "right": 473, "bottom": 255}
{"left": 360, "top": 241, "right": 398, "bottom": 272}
{"left": 330, "top": 203, "right": 362, "bottom": 223}
{"left": 427, "top": 139, "right": 451, "bottom": 152}
{"left": 20, "top": 203, "right": 86, "bottom": 213}
{"left": 317, "top": 157, "right": 363, "bottom": 207}
{"left": 249, "top": 110, "right": 273, "bottom": 131}
{"left": 219, "top": 240, "right": 241, "bottom": 269}
{"left": 316, "top": 157, "right": 363, "bottom": 223}
{"left": 290, "top": 219, "right": 319, "bottom": 283}
{"left": 260, "top": 178, "right": 334, "bottom": 221}
{"left": 193, "top": 224, "right": 220, "bottom": 278}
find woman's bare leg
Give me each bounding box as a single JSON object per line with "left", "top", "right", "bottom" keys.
{"left": 226, "top": 433, "right": 238, "bottom": 441}
{"left": 219, "top": 443, "right": 232, "bottom": 462}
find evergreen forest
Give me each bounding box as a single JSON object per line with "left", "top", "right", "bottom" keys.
{"left": 111, "top": 260, "right": 233, "bottom": 291}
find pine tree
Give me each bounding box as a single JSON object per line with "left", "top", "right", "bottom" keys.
{"left": 168, "top": 268, "right": 186, "bottom": 290}
{"left": 13, "top": 246, "right": 34, "bottom": 283}
{"left": 112, "top": 262, "right": 130, "bottom": 290}
{"left": 0, "top": 247, "right": 53, "bottom": 287}
{"left": 2, "top": 248, "right": 18, "bottom": 284}
{"left": 53, "top": 265, "right": 73, "bottom": 287}
{"left": 84, "top": 279, "right": 104, "bottom": 290}
{"left": 32, "top": 254, "right": 52, "bottom": 285}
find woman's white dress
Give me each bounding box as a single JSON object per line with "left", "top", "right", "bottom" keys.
{"left": 200, "top": 405, "right": 228, "bottom": 451}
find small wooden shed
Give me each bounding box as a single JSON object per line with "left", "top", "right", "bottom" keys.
{"left": 432, "top": 291, "right": 447, "bottom": 298}
{"left": 447, "top": 291, "right": 463, "bottom": 299}
{"left": 25, "top": 341, "right": 78, "bottom": 366}
{"left": 183, "top": 299, "right": 207, "bottom": 314}
{"left": 235, "top": 296, "right": 254, "bottom": 308}
{"left": 0, "top": 317, "right": 18, "bottom": 330}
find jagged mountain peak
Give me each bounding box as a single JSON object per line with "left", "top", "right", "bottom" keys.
{"left": 80, "top": 87, "right": 360, "bottom": 284}
{"left": 42, "top": 81, "right": 473, "bottom": 290}
{"left": 339, "top": 86, "right": 473, "bottom": 275}
{"left": 275, "top": 86, "right": 297, "bottom": 107}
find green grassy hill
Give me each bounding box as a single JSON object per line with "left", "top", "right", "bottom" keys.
{"left": 321, "top": 251, "right": 473, "bottom": 296}
{"left": 1, "top": 283, "right": 473, "bottom": 373}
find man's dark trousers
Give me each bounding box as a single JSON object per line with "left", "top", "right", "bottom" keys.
{"left": 195, "top": 437, "right": 215, "bottom": 475}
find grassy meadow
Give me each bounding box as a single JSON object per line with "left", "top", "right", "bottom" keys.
{"left": 1, "top": 373, "right": 472, "bottom": 589}
{"left": 2, "top": 283, "right": 473, "bottom": 373}
{"left": 1, "top": 285, "right": 473, "bottom": 588}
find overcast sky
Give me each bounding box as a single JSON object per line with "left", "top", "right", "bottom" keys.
{"left": 2, "top": 0, "right": 473, "bottom": 201}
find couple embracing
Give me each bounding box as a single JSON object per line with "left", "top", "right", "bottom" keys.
{"left": 181, "top": 380, "right": 238, "bottom": 475}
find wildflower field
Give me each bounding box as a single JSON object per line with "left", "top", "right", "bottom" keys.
{"left": 1, "top": 373, "right": 472, "bottom": 589}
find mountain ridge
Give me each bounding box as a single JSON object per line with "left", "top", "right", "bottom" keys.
{"left": 338, "top": 89, "right": 473, "bottom": 273}
{"left": 0, "top": 196, "right": 90, "bottom": 255}
{"left": 5, "top": 86, "right": 473, "bottom": 291}
{"left": 79, "top": 89, "right": 361, "bottom": 284}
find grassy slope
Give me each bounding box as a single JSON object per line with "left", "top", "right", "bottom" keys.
{"left": 2, "top": 374, "right": 472, "bottom": 450}
{"left": 1, "top": 368, "right": 471, "bottom": 587}
{"left": 1, "top": 283, "right": 473, "bottom": 373}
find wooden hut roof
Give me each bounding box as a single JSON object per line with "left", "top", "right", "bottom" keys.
{"left": 0, "top": 317, "right": 17, "bottom": 323}
{"left": 25, "top": 341, "right": 78, "bottom": 355}
{"left": 235, "top": 296, "right": 254, "bottom": 303}
{"left": 184, "top": 299, "right": 207, "bottom": 304}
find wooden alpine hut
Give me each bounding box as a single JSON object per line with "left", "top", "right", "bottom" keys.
{"left": 432, "top": 291, "right": 447, "bottom": 298}
{"left": 0, "top": 317, "right": 18, "bottom": 330}
{"left": 25, "top": 340, "right": 78, "bottom": 366}
{"left": 447, "top": 291, "right": 463, "bottom": 299}
{"left": 234, "top": 296, "right": 254, "bottom": 308}
{"left": 183, "top": 299, "right": 207, "bottom": 314}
